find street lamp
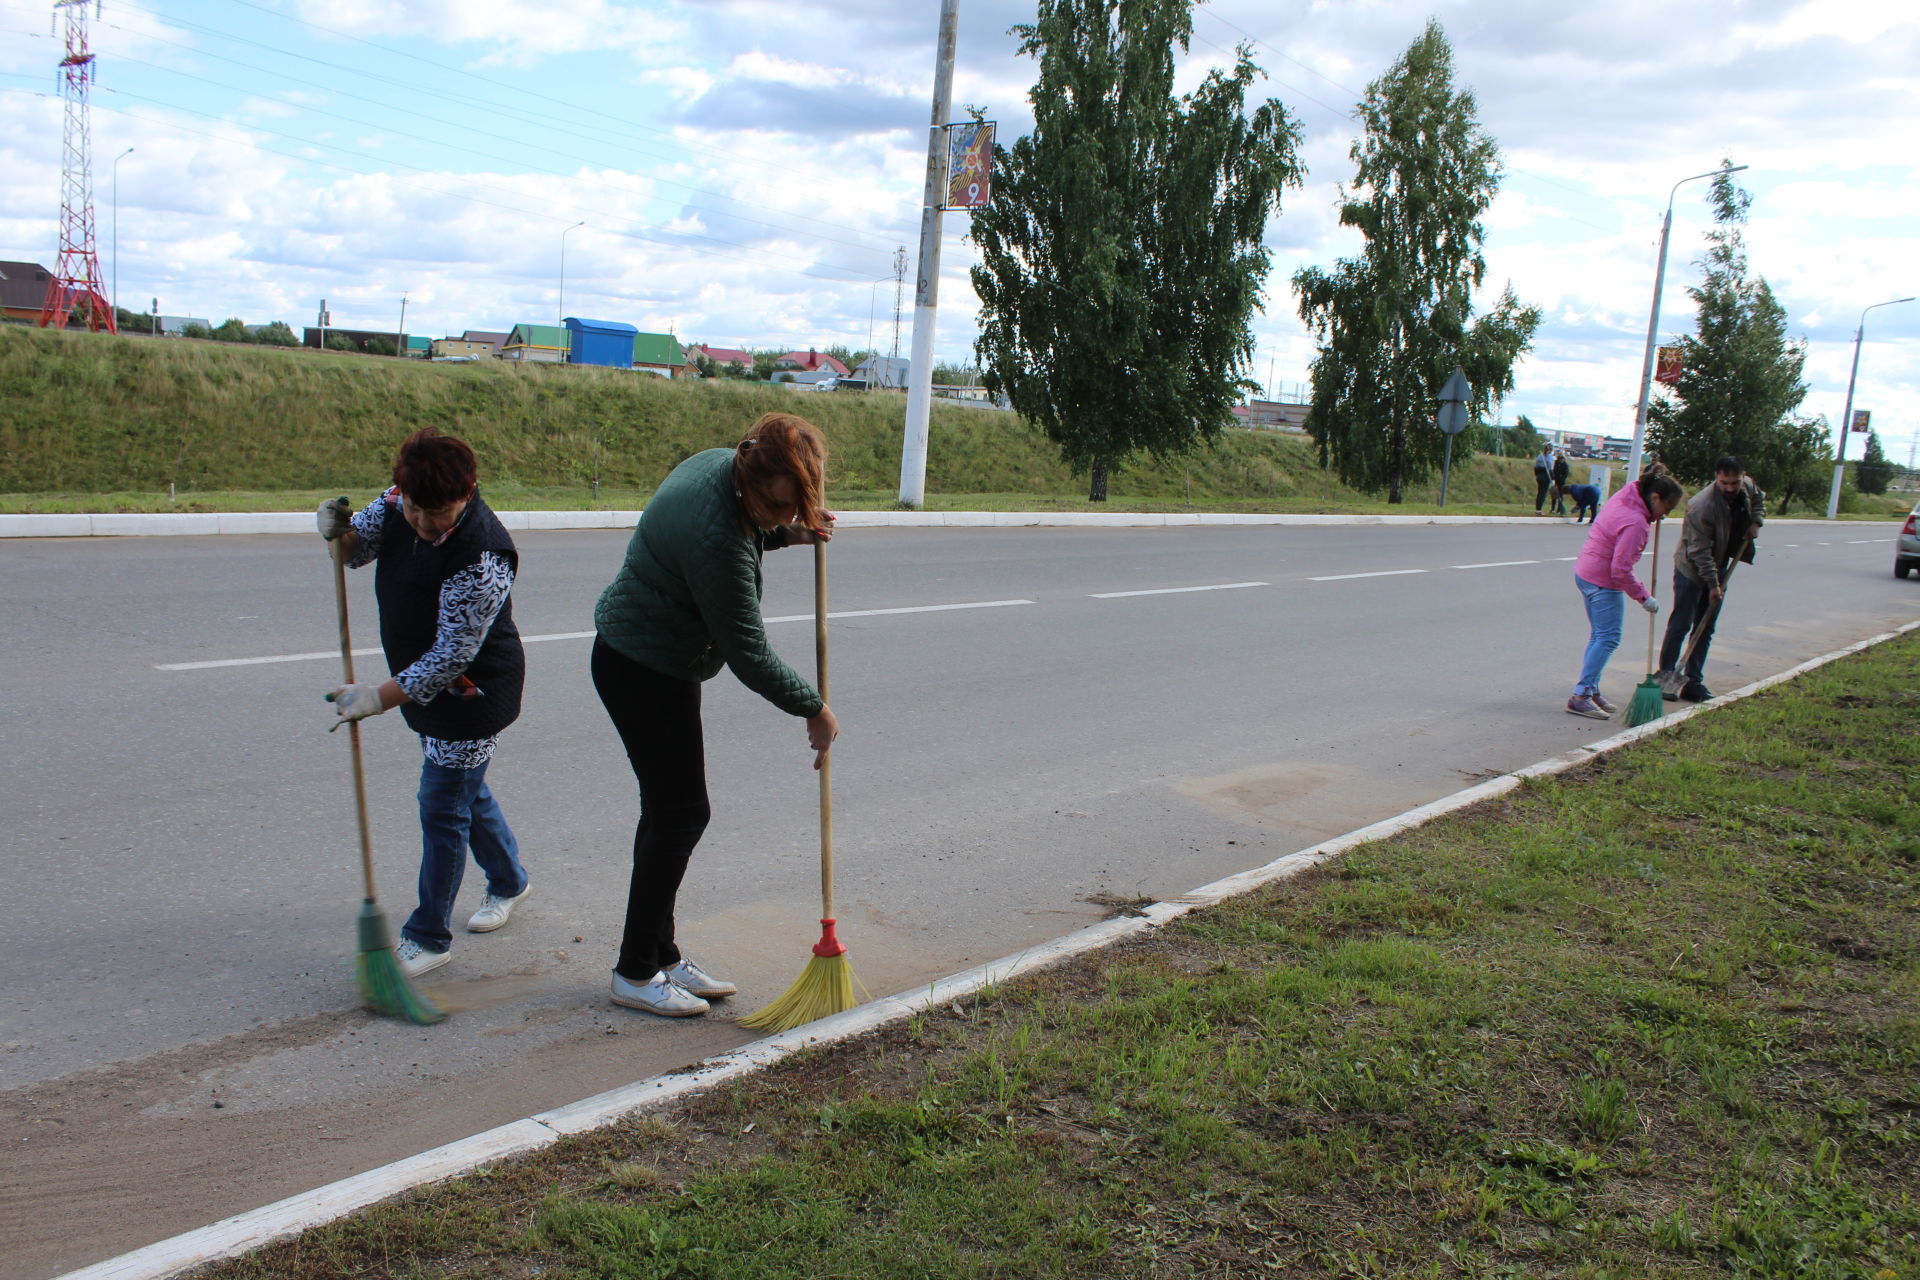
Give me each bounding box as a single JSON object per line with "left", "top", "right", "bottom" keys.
{"left": 558, "top": 220, "right": 585, "bottom": 330}
{"left": 1628, "top": 163, "right": 1748, "bottom": 480}
{"left": 111, "top": 146, "right": 133, "bottom": 327}
{"left": 1825, "top": 296, "right": 1915, "bottom": 518}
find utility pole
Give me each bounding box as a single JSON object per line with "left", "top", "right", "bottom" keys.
{"left": 396, "top": 292, "right": 408, "bottom": 358}
{"left": 896, "top": 0, "right": 959, "bottom": 507}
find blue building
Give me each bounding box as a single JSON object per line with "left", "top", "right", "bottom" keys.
{"left": 563, "top": 317, "right": 637, "bottom": 368}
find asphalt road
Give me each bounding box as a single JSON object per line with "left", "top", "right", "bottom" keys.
{"left": 5, "top": 518, "right": 1914, "bottom": 1276}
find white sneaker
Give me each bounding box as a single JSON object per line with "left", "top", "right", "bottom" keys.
{"left": 664, "top": 958, "right": 737, "bottom": 999}
{"left": 611, "top": 970, "right": 710, "bottom": 1017}
{"left": 395, "top": 937, "right": 450, "bottom": 978}
{"left": 466, "top": 884, "right": 531, "bottom": 933}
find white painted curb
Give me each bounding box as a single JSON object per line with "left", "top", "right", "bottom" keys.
{"left": 1, "top": 511, "right": 1885, "bottom": 538}
{"left": 52, "top": 617, "right": 1920, "bottom": 1280}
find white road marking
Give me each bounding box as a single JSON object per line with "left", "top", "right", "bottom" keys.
{"left": 1552, "top": 556, "right": 1578, "bottom": 561}
{"left": 1847, "top": 539, "right": 1879, "bottom": 544}
{"left": 1309, "top": 569, "right": 1428, "bottom": 582}
{"left": 767, "top": 599, "right": 1035, "bottom": 622}
{"left": 156, "top": 601, "right": 1038, "bottom": 670}
{"left": 1090, "top": 582, "right": 1269, "bottom": 598}
{"left": 1451, "top": 560, "right": 1538, "bottom": 569}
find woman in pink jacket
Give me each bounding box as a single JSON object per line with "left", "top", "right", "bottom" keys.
{"left": 1567, "top": 472, "right": 1683, "bottom": 718}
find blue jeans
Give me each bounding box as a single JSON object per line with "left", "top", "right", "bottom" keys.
{"left": 1573, "top": 574, "right": 1624, "bottom": 697}
{"left": 401, "top": 756, "right": 527, "bottom": 953}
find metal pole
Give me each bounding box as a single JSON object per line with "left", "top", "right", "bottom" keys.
{"left": 1440, "top": 435, "right": 1453, "bottom": 508}
{"left": 1629, "top": 165, "right": 1747, "bottom": 480}
{"left": 397, "top": 291, "right": 407, "bottom": 359}
{"left": 1826, "top": 297, "right": 1915, "bottom": 518}
{"left": 897, "top": 0, "right": 959, "bottom": 507}
{"left": 558, "top": 220, "right": 584, "bottom": 332}
{"left": 111, "top": 146, "right": 132, "bottom": 327}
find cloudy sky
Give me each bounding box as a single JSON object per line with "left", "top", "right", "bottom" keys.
{"left": 3, "top": 0, "right": 1917, "bottom": 464}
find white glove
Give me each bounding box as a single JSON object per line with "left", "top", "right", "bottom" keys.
{"left": 1640, "top": 596, "right": 1659, "bottom": 615}
{"left": 326, "top": 683, "right": 386, "bottom": 729}
{"left": 316, "top": 497, "right": 352, "bottom": 541}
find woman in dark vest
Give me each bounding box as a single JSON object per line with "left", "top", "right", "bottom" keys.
{"left": 591, "top": 414, "right": 838, "bottom": 1017}
{"left": 317, "top": 428, "right": 531, "bottom": 978}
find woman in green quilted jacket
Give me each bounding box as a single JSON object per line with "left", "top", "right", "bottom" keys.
{"left": 590, "top": 414, "right": 839, "bottom": 1017}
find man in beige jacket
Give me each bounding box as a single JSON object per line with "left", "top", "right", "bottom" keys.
{"left": 1657, "top": 455, "right": 1765, "bottom": 701}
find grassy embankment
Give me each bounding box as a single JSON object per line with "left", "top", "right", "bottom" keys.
{"left": 198, "top": 633, "right": 1920, "bottom": 1279}
{"left": 10, "top": 324, "right": 1899, "bottom": 518}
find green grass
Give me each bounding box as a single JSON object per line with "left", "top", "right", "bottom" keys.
{"left": 0, "top": 324, "right": 1572, "bottom": 514}
{"left": 195, "top": 633, "right": 1920, "bottom": 1279}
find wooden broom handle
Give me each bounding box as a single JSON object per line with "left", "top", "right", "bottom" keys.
{"left": 1646, "top": 518, "right": 1661, "bottom": 670}
{"left": 815, "top": 540, "right": 835, "bottom": 922}
{"left": 332, "top": 535, "right": 379, "bottom": 901}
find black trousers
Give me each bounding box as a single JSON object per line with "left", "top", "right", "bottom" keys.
{"left": 591, "top": 638, "right": 711, "bottom": 980}
{"left": 1534, "top": 471, "right": 1550, "bottom": 511}
{"left": 1658, "top": 570, "right": 1718, "bottom": 686}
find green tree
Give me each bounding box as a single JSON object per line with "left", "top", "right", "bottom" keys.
{"left": 113, "top": 306, "right": 154, "bottom": 334}
{"left": 363, "top": 335, "right": 398, "bottom": 357}
{"left": 971, "top": 0, "right": 1303, "bottom": 501}
{"left": 253, "top": 321, "right": 298, "bottom": 347}
{"left": 213, "top": 318, "right": 250, "bottom": 343}
{"left": 1294, "top": 20, "right": 1540, "bottom": 502}
{"left": 1856, "top": 429, "right": 1894, "bottom": 495}
{"left": 324, "top": 331, "right": 358, "bottom": 352}
{"left": 181, "top": 321, "right": 213, "bottom": 340}
{"left": 1647, "top": 166, "right": 1809, "bottom": 487}
{"left": 1768, "top": 415, "right": 1835, "bottom": 514}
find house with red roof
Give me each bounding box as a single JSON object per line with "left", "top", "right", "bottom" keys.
{"left": 687, "top": 343, "right": 752, "bottom": 371}
{"left": 773, "top": 348, "right": 850, "bottom": 376}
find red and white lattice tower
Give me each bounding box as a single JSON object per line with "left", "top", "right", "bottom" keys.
{"left": 41, "top": 0, "right": 116, "bottom": 333}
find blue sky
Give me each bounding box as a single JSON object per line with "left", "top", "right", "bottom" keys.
{"left": 2, "top": 0, "right": 1916, "bottom": 468}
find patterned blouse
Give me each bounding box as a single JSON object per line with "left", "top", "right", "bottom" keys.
{"left": 348, "top": 489, "right": 515, "bottom": 769}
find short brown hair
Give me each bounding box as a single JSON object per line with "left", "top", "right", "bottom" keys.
{"left": 392, "top": 428, "right": 477, "bottom": 510}
{"left": 1636, "top": 472, "right": 1683, "bottom": 510}
{"left": 732, "top": 414, "right": 827, "bottom": 531}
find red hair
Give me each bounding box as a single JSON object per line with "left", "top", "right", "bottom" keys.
{"left": 732, "top": 414, "right": 827, "bottom": 531}
{"left": 392, "top": 428, "right": 477, "bottom": 510}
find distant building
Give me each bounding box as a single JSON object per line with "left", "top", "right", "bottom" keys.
{"left": 853, "top": 354, "right": 909, "bottom": 389}
{"left": 406, "top": 335, "right": 432, "bottom": 358}
{"left": 501, "top": 323, "right": 569, "bottom": 363}
{"left": 432, "top": 336, "right": 498, "bottom": 360}
{"left": 0, "top": 260, "right": 54, "bottom": 323}
{"left": 1230, "top": 399, "right": 1309, "bottom": 431}
{"left": 686, "top": 343, "right": 752, "bottom": 372}
{"left": 563, "top": 317, "right": 637, "bottom": 368}
{"left": 460, "top": 329, "right": 509, "bottom": 356}
{"left": 773, "top": 348, "right": 850, "bottom": 376}
{"left": 632, "top": 331, "right": 691, "bottom": 378}
{"left": 162, "top": 315, "right": 215, "bottom": 336}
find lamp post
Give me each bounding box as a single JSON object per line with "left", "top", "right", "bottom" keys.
{"left": 558, "top": 220, "right": 585, "bottom": 330}
{"left": 1824, "top": 296, "right": 1915, "bottom": 519}
{"left": 111, "top": 146, "right": 133, "bottom": 327}
{"left": 1628, "top": 163, "right": 1748, "bottom": 480}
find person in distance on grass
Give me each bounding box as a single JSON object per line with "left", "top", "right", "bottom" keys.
{"left": 1533, "top": 444, "right": 1554, "bottom": 514}
{"left": 1657, "top": 456, "right": 1766, "bottom": 703}
{"left": 1550, "top": 449, "right": 1572, "bottom": 516}
{"left": 1566, "top": 470, "right": 1685, "bottom": 719}
{"left": 1568, "top": 481, "right": 1602, "bottom": 524}
{"left": 316, "top": 428, "right": 531, "bottom": 979}
{"left": 589, "top": 414, "right": 838, "bottom": 1018}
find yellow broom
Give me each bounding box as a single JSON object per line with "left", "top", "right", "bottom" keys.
{"left": 739, "top": 540, "right": 863, "bottom": 1032}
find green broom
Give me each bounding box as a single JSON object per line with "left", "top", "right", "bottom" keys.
{"left": 1625, "top": 518, "right": 1666, "bottom": 727}
{"left": 740, "top": 541, "right": 865, "bottom": 1033}
{"left": 328, "top": 514, "right": 445, "bottom": 1025}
